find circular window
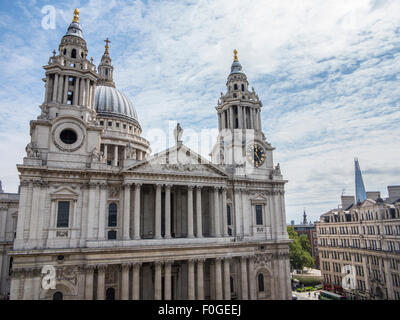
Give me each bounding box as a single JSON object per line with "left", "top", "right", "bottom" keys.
{"left": 60, "top": 129, "right": 77, "bottom": 144}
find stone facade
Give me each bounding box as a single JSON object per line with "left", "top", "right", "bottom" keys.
{"left": 6, "top": 10, "right": 291, "bottom": 300}
{"left": 0, "top": 187, "right": 19, "bottom": 298}
{"left": 316, "top": 189, "right": 400, "bottom": 300}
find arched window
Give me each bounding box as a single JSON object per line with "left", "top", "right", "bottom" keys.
{"left": 241, "top": 84, "right": 245, "bottom": 91}
{"left": 108, "top": 230, "right": 117, "bottom": 240}
{"left": 234, "top": 84, "right": 238, "bottom": 90}
{"left": 53, "top": 291, "right": 63, "bottom": 300}
{"left": 106, "top": 288, "right": 115, "bottom": 300}
{"left": 108, "top": 203, "right": 117, "bottom": 227}
{"left": 71, "top": 49, "right": 77, "bottom": 59}
{"left": 258, "top": 273, "right": 264, "bottom": 292}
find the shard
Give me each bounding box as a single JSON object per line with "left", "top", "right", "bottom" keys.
{"left": 355, "top": 158, "right": 367, "bottom": 204}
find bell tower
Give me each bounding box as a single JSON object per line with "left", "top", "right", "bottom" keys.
{"left": 24, "top": 9, "right": 102, "bottom": 169}
{"left": 97, "top": 38, "right": 115, "bottom": 87}
{"left": 212, "top": 50, "right": 280, "bottom": 179}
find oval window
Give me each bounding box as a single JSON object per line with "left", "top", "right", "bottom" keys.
{"left": 60, "top": 129, "right": 77, "bottom": 144}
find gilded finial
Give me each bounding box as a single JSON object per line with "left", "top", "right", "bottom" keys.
{"left": 104, "top": 38, "right": 111, "bottom": 54}
{"left": 233, "top": 49, "right": 238, "bottom": 62}
{"left": 73, "top": 8, "right": 80, "bottom": 23}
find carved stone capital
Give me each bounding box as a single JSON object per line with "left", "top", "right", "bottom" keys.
{"left": 121, "top": 262, "right": 132, "bottom": 269}
{"left": 97, "top": 264, "right": 107, "bottom": 272}
{"left": 132, "top": 262, "right": 142, "bottom": 269}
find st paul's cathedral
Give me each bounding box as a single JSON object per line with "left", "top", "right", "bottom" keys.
{"left": 0, "top": 9, "right": 291, "bottom": 300}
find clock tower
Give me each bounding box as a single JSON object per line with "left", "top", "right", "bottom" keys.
{"left": 212, "top": 50, "right": 280, "bottom": 180}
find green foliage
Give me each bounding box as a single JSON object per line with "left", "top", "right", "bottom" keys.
{"left": 287, "top": 226, "right": 314, "bottom": 271}
{"left": 292, "top": 276, "right": 322, "bottom": 287}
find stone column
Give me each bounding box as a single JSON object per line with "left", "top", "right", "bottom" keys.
{"left": 223, "top": 258, "right": 231, "bottom": 300}
{"left": 188, "top": 259, "right": 195, "bottom": 300}
{"left": 196, "top": 186, "right": 203, "bottom": 238}
{"left": 57, "top": 74, "right": 64, "bottom": 103}
{"left": 79, "top": 76, "right": 85, "bottom": 106}
{"left": 97, "top": 265, "right": 106, "bottom": 300}
{"left": 215, "top": 257, "right": 223, "bottom": 300}
{"left": 187, "top": 186, "right": 194, "bottom": 238}
{"left": 104, "top": 144, "right": 108, "bottom": 163}
{"left": 132, "top": 262, "right": 141, "bottom": 300}
{"left": 52, "top": 74, "right": 59, "bottom": 102}
{"left": 84, "top": 266, "right": 95, "bottom": 300}
{"left": 154, "top": 261, "right": 162, "bottom": 300}
{"left": 240, "top": 256, "right": 248, "bottom": 300}
{"left": 87, "top": 183, "right": 97, "bottom": 240}
{"left": 155, "top": 184, "right": 162, "bottom": 239}
{"left": 98, "top": 184, "right": 107, "bottom": 240}
{"left": 15, "top": 181, "right": 29, "bottom": 242}
{"left": 90, "top": 82, "right": 96, "bottom": 109}
{"left": 27, "top": 181, "right": 40, "bottom": 242}
{"left": 222, "top": 187, "right": 228, "bottom": 237}
{"left": 123, "top": 183, "right": 131, "bottom": 240}
{"left": 73, "top": 77, "right": 79, "bottom": 105}
{"left": 165, "top": 185, "right": 172, "bottom": 239}
{"left": 238, "top": 106, "right": 243, "bottom": 129}
{"left": 164, "top": 260, "right": 172, "bottom": 300}
{"left": 113, "top": 145, "right": 118, "bottom": 166}
{"left": 230, "top": 106, "right": 235, "bottom": 129}
{"left": 121, "top": 263, "right": 130, "bottom": 300}
{"left": 44, "top": 75, "right": 50, "bottom": 103}
{"left": 248, "top": 256, "right": 256, "bottom": 300}
{"left": 85, "top": 78, "right": 90, "bottom": 107}
{"left": 63, "top": 75, "right": 69, "bottom": 104}
{"left": 133, "top": 184, "right": 141, "bottom": 240}
{"left": 210, "top": 260, "right": 215, "bottom": 300}
{"left": 214, "top": 187, "right": 221, "bottom": 237}
{"left": 196, "top": 259, "right": 205, "bottom": 300}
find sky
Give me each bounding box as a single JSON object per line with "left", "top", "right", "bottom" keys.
{"left": 0, "top": 0, "right": 399, "bottom": 224}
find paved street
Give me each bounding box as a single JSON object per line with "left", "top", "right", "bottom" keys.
{"left": 292, "top": 290, "right": 320, "bottom": 300}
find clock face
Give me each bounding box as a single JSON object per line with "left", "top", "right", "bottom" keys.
{"left": 247, "top": 144, "right": 266, "bottom": 168}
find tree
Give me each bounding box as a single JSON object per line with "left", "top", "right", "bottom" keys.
{"left": 287, "top": 226, "right": 314, "bottom": 271}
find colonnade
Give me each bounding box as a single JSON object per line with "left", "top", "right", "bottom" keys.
{"left": 45, "top": 73, "right": 96, "bottom": 108}
{"left": 218, "top": 106, "right": 261, "bottom": 131}
{"left": 84, "top": 255, "right": 256, "bottom": 300}
{"left": 120, "top": 183, "right": 230, "bottom": 240}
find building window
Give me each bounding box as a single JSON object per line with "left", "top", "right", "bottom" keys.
{"left": 108, "top": 230, "right": 117, "bottom": 240}
{"left": 53, "top": 292, "right": 63, "bottom": 300}
{"left": 108, "top": 122, "right": 112, "bottom": 127}
{"left": 256, "top": 205, "right": 263, "bottom": 225}
{"left": 258, "top": 273, "right": 264, "bottom": 292}
{"left": 71, "top": 49, "right": 77, "bottom": 59}
{"left": 116, "top": 123, "right": 120, "bottom": 128}
{"left": 241, "top": 84, "right": 245, "bottom": 91}
{"left": 108, "top": 203, "right": 117, "bottom": 227}
{"left": 57, "top": 201, "right": 70, "bottom": 228}
{"left": 227, "top": 205, "right": 232, "bottom": 226}
{"left": 234, "top": 84, "right": 238, "bottom": 90}
{"left": 8, "top": 257, "right": 13, "bottom": 276}
{"left": 106, "top": 288, "right": 115, "bottom": 300}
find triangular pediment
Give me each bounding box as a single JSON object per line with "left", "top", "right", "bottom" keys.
{"left": 360, "top": 199, "right": 376, "bottom": 208}
{"left": 50, "top": 187, "right": 79, "bottom": 200}
{"left": 125, "top": 144, "right": 228, "bottom": 177}
{"left": 250, "top": 193, "right": 269, "bottom": 201}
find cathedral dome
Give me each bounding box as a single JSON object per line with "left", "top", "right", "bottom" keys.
{"left": 94, "top": 85, "right": 138, "bottom": 122}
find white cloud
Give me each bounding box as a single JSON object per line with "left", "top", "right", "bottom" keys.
{"left": 0, "top": 0, "right": 400, "bottom": 224}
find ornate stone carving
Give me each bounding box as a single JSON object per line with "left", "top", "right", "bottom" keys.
{"left": 254, "top": 253, "right": 273, "bottom": 265}
{"left": 90, "top": 147, "right": 103, "bottom": 163}
{"left": 25, "top": 142, "right": 40, "bottom": 158}
{"left": 109, "top": 185, "right": 120, "bottom": 198}
{"left": 56, "top": 265, "right": 79, "bottom": 286}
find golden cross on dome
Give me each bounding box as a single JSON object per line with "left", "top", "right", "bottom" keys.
{"left": 234, "top": 49, "right": 238, "bottom": 62}
{"left": 73, "top": 8, "right": 80, "bottom": 23}
{"left": 104, "top": 38, "right": 111, "bottom": 54}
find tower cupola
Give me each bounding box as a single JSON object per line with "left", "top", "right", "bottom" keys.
{"left": 98, "top": 38, "right": 115, "bottom": 87}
